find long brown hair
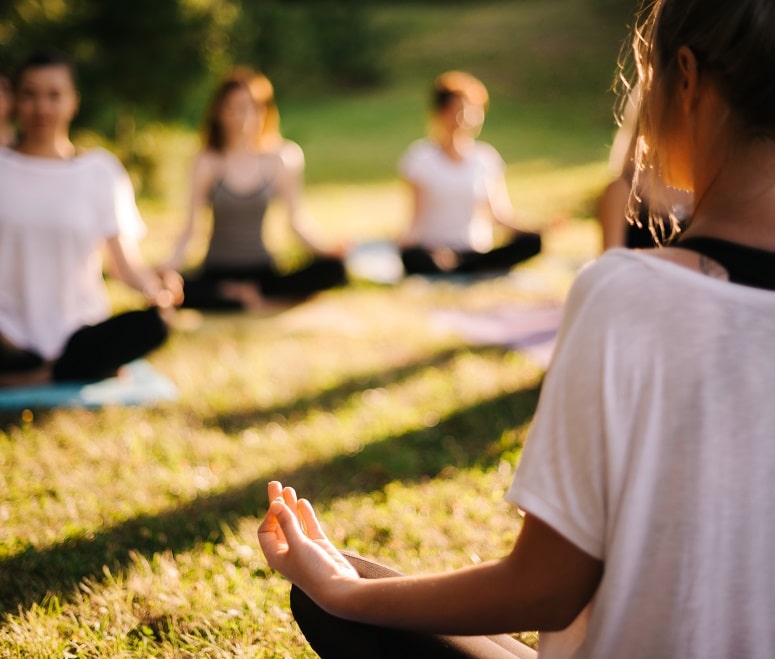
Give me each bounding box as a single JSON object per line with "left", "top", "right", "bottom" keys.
{"left": 202, "top": 67, "right": 282, "bottom": 152}
{"left": 619, "top": 0, "right": 775, "bottom": 240}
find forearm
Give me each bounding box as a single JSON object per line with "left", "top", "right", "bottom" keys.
{"left": 113, "top": 260, "right": 164, "bottom": 299}
{"left": 597, "top": 178, "right": 630, "bottom": 250}
{"left": 323, "top": 556, "right": 558, "bottom": 636}
{"left": 260, "top": 486, "right": 602, "bottom": 640}
{"left": 289, "top": 217, "right": 322, "bottom": 252}
{"left": 165, "top": 229, "right": 193, "bottom": 272}
{"left": 491, "top": 198, "right": 529, "bottom": 232}
{"left": 167, "top": 154, "right": 211, "bottom": 269}
{"left": 106, "top": 236, "right": 179, "bottom": 307}
{"left": 489, "top": 176, "right": 520, "bottom": 230}
{"left": 320, "top": 514, "right": 601, "bottom": 635}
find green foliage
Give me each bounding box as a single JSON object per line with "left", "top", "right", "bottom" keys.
{"left": 0, "top": 0, "right": 214, "bottom": 130}
{"left": 231, "top": 0, "right": 386, "bottom": 95}
{"left": 588, "top": 0, "right": 642, "bottom": 18}
{"left": 0, "top": 0, "right": 386, "bottom": 134}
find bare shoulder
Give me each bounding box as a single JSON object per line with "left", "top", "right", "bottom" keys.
{"left": 191, "top": 149, "right": 221, "bottom": 181}
{"left": 193, "top": 149, "right": 220, "bottom": 170}
{"left": 278, "top": 140, "right": 305, "bottom": 174}
{"left": 643, "top": 247, "right": 729, "bottom": 281}
{"left": 597, "top": 176, "right": 631, "bottom": 212}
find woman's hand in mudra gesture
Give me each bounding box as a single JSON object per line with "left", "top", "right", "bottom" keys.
{"left": 258, "top": 481, "right": 360, "bottom": 611}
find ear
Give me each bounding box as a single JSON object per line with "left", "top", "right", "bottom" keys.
{"left": 676, "top": 46, "right": 699, "bottom": 115}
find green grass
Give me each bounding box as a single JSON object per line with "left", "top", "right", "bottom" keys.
{"left": 1, "top": 1, "right": 621, "bottom": 655}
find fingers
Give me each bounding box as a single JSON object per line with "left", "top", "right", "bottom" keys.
{"left": 155, "top": 289, "right": 176, "bottom": 309}
{"left": 160, "top": 269, "right": 185, "bottom": 306}
{"left": 268, "top": 497, "right": 308, "bottom": 547}
{"left": 297, "top": 499, "right": 327, "bottom": 541}
{"left": 258, "top": 497, "right": 304, "bottom": 562}
{"left": 258, "top": 501, "right": 289, "bottom": 565}
{"left": 258, "top": 481, "right": 285, "bottom": 537}
{"left": 260, "top": 481, "right": 302, "bottom": 537}
{"left": 267, "top": 480, "right": 283, "bottom": 502}
{"left": 267, "top": 481, "right": 302, "bottom": 526}
{"left": 282, "top": 485, "right": 299, "bottom": 512}
{"left": 260, "top": 481, "right": 315, "bottom": 549}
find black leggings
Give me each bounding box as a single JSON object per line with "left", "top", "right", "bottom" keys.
{"left": 401, "top": 232, "right": 541, "bottom": 276}
{"left": 181, "top": 258, "right": 347, "bottom": 311}
{"left": 0, "top": 308, "right": 169, "bottom": 382}
{"left": 290, "top": 552, "right": 536, "bottom": 659}
{"left": 52, "top": 308, "right": 168, "bottom": 381}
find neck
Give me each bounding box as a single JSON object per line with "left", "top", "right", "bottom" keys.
{"left": 0, "top": 125, "right": 13, "bottom": 147}
{"left": 222, "top": 129, "right": 258, "bottom": 154}
{"left": 686, "top": 138, "right": 775, "bottom": 250}
{"left": 16, "top": 133, "right": 75, "bottom": 159}
{"left": 438, "top": 130, "right": 474, "bottom": 160}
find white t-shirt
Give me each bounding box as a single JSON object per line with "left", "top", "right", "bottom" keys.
{"left": 507, "top": 249, "right": 775, "bottom": 659}
{"left": 398, "top": 138, "right": 505, "bottom": 251}
{"left": 0, "top": 147, "right": 144, "bottom": 359}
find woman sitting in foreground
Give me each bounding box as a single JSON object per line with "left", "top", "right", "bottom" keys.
{"left": 259, "top": 0, "right": 775, "bottom": 656}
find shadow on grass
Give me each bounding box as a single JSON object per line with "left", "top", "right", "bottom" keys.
{"left": 200, "top": 345, "right": 508, "bottom": 433}
{"left": 0, "top": 381, "right": 540, "bottom": 618}
{"left": 0, "top": 346, "right": 502, "bottom": 434}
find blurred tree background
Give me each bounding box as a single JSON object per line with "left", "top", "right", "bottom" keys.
{"left": 0, "top": 0, "right": 390, "bottom": 193}
{"left": 0, "top": 0, "right": 636, "bottom": 195}
{"left": 0, "top": 0, "right": 385, "bottom": 132}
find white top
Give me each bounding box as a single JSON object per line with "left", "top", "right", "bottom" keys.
{"left": 398, "top": 138, "right": 505, "bottom": 251}
{"left": 507, "top": 249, "right": 775, "bottom": 659}
{"left": 0, "top": 147, "right": 144, "bottom": 359}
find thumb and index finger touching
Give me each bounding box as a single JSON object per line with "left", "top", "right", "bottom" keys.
{"left": 259, "top": 481, "right": 363, "bottom": 585}
{"left": 258, "top": 481, "right": 318, "bottom": 555}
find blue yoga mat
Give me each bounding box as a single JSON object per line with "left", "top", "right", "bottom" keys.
{"left": 0, "top": 360, "right": 178, "bottom": 410}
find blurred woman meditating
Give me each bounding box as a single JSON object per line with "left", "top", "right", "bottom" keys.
{"left": 165, "top": 68, "right": 346, "bottom": 310}
{"left": 0, "top": 49, "right": 181, "bottom": 387}
{"left": 397, "top": 70, "right": 541, "bottom": 276}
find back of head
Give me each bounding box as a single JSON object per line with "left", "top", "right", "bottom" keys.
{"left": 637, "top": 0, "right": 775, "bottom": 140}
{"left": 623, "top": 0, "right": 775, "bottom": 236}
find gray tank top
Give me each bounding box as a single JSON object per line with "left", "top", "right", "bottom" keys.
{"left": 204, "top": 176, "right": 275, "bottom": 268}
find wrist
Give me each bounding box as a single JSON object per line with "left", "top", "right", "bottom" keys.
{"left": 313, "top": 574, "right": 363, "bottom": 620}
{"left": 141, "top": 279, "right": 172, "bottom": 308}
{"left": 142, "top": 284, "right": 162, "bottom": 303}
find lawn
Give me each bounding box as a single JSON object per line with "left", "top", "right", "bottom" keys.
{"left": 1, "top": 1, "right": 625, "bottom": 656}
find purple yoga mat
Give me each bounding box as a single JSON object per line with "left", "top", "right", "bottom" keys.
{"left": 430, "top": 303, "right": 563, "bottom": 367}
